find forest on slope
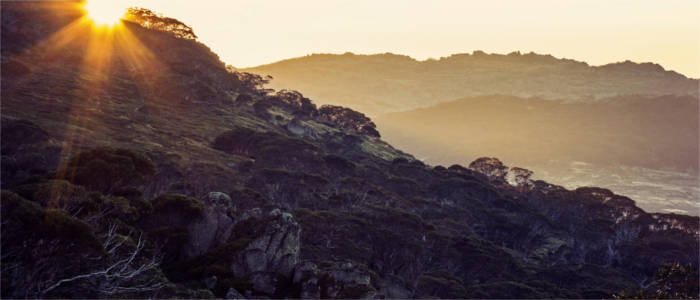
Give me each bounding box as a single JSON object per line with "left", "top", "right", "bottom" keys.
{"left": 244, "top": 49, "right": 700, "bottom": 218}
{"left": 1, "top": 2, "right": 698, "bottom": 299}
{"left": 375, "top": 95, "right": 700, "bottom": 215}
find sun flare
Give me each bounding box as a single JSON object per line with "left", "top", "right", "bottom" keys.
{"left": 83, "top": 1, "right": 126, "bottom": 27}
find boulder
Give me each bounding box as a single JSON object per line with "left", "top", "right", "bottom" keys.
{"left": 250, "top": 272, "right": 278, "bottom": 295}
{"left": 203, "top": 275, "right": 217, "bottom": 290}
{"left": 231, "top": 209, "right": 301, "bottom": 278}
{"left": 322, "top": 262, "right": 375, "bottom": 299}
{"left": 286, "top": 118, "right": 319, "bottom": 140}
{"left": 184, "top": 192, "right": 235, "bottom": 258}
{"left": 294, "top": 261, "right": 321, "bottom": 299}
{"left": 225, "top": 287, "right": 245, "bottom": 299}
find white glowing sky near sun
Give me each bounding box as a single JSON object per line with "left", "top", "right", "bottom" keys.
{"left": 83, "top": 0, "right": 700, "bottom": 78}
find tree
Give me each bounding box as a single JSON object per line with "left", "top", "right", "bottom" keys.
{"left": 39, "top": 229, "right": 164, "bottom": 297}
{"left": 317, "top": 105, "right": 380, "bottom": 137}
{"left": 509, "top": 167, "right": 534, "bottom": 188}
{"left": 1, "top": 192, "right": 164, "bottom": 298}
{"left": 468, "top": 157, "right": 508, "bottom": 182}
{"left": 124, "top": 7, "right": 197, "bottom": 39}
{"left": 226, "top": 67, "right": 273, "bottom": 94}
{"left": 276, "top": 89, "right": 317, "bottom": 115}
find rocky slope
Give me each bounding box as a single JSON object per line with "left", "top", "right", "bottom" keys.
{"left": 1, "top": 2, "right": 698, "bottom": 299}
{"left": 243, "top": 52, "right": 699, "bottom": 116}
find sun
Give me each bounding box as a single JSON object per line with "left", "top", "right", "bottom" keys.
{"left": 83, "top": 1, "right": 127, "bottom": 27}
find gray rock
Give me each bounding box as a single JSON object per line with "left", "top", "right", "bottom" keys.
{"left": 231, "top": 210, "right": 301, "bottom": 279}
{"left": 328, "top": 262, "right": 370, "bottom": 286}
{"left": 376, "top": 276, "right": 412, "bottom": 299}
{"left": 321, "top": 262, "right": 375, "bottom": 299}
{"left": 225, "top": 287, "right": 245, "bottom": 299}
{"left": 294, "top": 262, "right": 321, "bottom": 299}
{"left": 184, "top": 192, "right": 236, "bottom": 258}
{"left": 239, "top": 207, "right": 263, "bottom": 222}
{"left": 286, "top": 118, "right": 319, "bottom": 140}
{"left": 293, "top": 261, "right": 319, "bottom": 283}
{"left": 203, "top": 275, "right": 217, "bottom": 290}
{"left": 300, "top": 277, "right": 320, "bottom": 299}
{"left": 250, "top": 272, "right": 277, "bottom": 295}
{"left": 269, "top": 208, "right": 282, "bottom": 217}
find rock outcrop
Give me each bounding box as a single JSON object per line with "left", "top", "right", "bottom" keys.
{"left": 230, "top": 208, "right": 301, "bottom": 295}
{"left": 185, "top": 192, "right": 236, "bottom": 258}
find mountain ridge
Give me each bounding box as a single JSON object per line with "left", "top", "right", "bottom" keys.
{"left": 243, "top": 51, "right": 699, "bottom": 116}
{"left": 249, "top": 51, "right": 695, "bottom": 79}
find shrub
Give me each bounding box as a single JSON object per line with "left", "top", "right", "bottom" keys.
{"left": 0, "top": 119, "right": 49, "bottom": 155}
{"left": 1, "top": 190, "right": 44, "bottom": 229}
{"left": 32, "top": 179, "right": 95, "bottom": 209}
{"left": 58, "top": 147, "right": 156, "bottom": 194}
{"left": 324, "top": 154, "right": 356, "bottom": 172}
{"left": 42, "top": 209, "right": 102, "bottom": 251}
{"left": 112, "top": 187, "right": 152, "bottom": 215}
{"left": 151, "top": 194, "right": 204, "bottom": 216}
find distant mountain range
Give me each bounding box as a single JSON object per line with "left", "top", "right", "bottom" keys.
{"left": 243, "top": 51, "right": 699, "bottom": 116}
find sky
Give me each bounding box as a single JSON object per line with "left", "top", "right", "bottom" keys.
{"left": 95, "top": 0, "right": 699, "bottom": 78}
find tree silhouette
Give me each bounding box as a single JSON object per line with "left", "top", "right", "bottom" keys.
{"left": 124, "top": 7, "right": 197, "bottom": 39}
{"left": 468, "top": 157, "right": 508, "bottom": 181}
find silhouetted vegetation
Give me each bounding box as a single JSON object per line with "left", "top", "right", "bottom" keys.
{"left": 125, "top": 7, "right": 197, "bottom": 39}
{"left": 317, "top": 105, "right": 380, "bottom": 137}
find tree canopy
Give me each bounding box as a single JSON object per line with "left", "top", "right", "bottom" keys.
{"left": 124, "top": 7, "right": 197, "bottom": 40}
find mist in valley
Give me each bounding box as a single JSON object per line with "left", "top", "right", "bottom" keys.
{"left": 247, "top": 55, "right": 700, "bottom": 216}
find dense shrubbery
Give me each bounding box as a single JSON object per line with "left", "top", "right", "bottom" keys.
{"left": 151, "top": 194, "right": 204, "bottom": 216}
{"left": 212, "top": 127, "right": 320, "bottom": 170}
{"left": 57, "top": 147, "right": 156, "bottom": 194}
{"left": 0, "top": 119, "right": 49, "bottom": 154}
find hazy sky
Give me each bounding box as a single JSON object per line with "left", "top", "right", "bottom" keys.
{"left": 99, "top": 0, "right": 699, "bottom": 78}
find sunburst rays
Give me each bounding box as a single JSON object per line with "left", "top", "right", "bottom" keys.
{"left": 3, "top": 2, "right": 170, "bottom": 190}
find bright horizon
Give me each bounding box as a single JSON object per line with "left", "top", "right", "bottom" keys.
{"left": 97, "top": 0, "right": 699, "bottom": 78}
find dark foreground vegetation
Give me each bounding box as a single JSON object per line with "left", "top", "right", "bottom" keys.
{"left": 1, "top": 2, "right": 698, "bottom": 298}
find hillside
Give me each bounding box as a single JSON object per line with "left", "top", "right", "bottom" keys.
{"left": 375, "top": 95, "right": 700, "bottom": 215}
{"left": 2, "top": 2, "right": 698, "bottom": 299}
{"left": 243, "top": 52, "right": 699, "bottom": 116}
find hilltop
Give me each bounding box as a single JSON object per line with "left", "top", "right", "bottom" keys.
{"left": 1, "top": 2, "right": 698, "bottom": 299}
{"left": 243, "top": 52, "right": 699, "bottom": 116}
